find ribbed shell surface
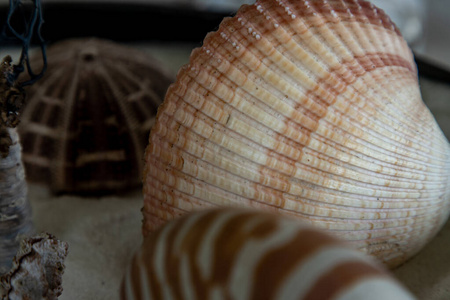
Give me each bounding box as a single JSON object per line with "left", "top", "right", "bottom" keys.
{"left": 142, "top": 0, "right": 450, "bottom": 267}
{"left": 19, "top": 38, "right": 174, "bottom": 194}
{"left": 122, "top": 208, "right": 415, "bottom": 300}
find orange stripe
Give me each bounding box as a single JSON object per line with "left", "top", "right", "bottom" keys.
{"left": 263, "top": 0, "right": 402, "bottom": 36}
{"left": 141, "top": 233, "right": 164, "bottom": 299}
{"left": 302, "top": 261, "right": 386, "bottom": 300}
{"left": 165, "top": 210, "right": 226, "bottom": 300}
{"left": 156, "top": 210, "right": 281, "bottom": 299}
{"left": 250, "top": 228, "right": 340, "bottom": 300}
{"left": 163, "top": 214, "right": 186, "bottom": 300}
{"left": 129, "top": 254, "right": 143, "bottom": 300}
{"left": 120, "top": 279, "right": 127, "bottom": 300}
{"left": 210, "top": 212, "right": 279, "bottom": 286}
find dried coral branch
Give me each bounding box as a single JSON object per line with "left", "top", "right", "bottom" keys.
{"left": 0, "top": 55, "right": 34, "bottom": 274}
{"left": 0, "top": 233, "right": 69, "bottom": 300}
{"left": 0, "top": 56, "right": 26, "bottom": 137}
{"left": 0, "top": 126, "right": 34, "bottom": 274}
{"left": 0, "top": 56, "right": 26, "bottom": 158}
{"left": 0, "top": 0, "right": 47, "bottom": 278}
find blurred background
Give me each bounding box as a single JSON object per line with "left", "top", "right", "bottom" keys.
{"left": 0, "top": 0, "right": 447, "bottom": 66}
{"left": 0, "top": 0, "right": 447, "bottom": 71}
{"left": 0, "top": 0, "right": 448, "bottom": 64}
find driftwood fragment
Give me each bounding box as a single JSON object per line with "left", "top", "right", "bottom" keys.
{"left": 0, "top": 233, "right": 69, "bottom": 300}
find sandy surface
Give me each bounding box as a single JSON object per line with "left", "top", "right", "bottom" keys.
{"left": 28, "top": 183, "right": 450, "bottom": 300}
{"left": 29, "top": 184, "right": 143, "bottom": 300}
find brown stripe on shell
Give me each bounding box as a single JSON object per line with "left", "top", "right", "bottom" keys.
{"left": 145, "top": 109, "right": 446, "bottom": 212}
{"left": 302, "top": 261, "right": 386, "bottom": 300}
{"left": 209, "top": 211, "right": 279, "bottom": 283}
{"left": 160, "top": 51, "right": 424, "bottom": 198}
{"left": 128, "top": 253, "right": 144, "bottom": 300}
{"left": 151, "top": 209, "right": 280, "bottom": 300}
{"left": 144, "top": 147, "right": 446, "bottom": 224}
{"left": 249, "top": 228, "right": 338, "bottom": 300}
{"left": 194, "top": 2, "right": 433, "bottom": 185}
{"left": 246, "top": 1, "right": 441, "bottom": 155}
{"left": 149, "top": 80, "right": 442, "bottom": 204}
{"left": 239, "top": 7, "right": 426, "bottom": 164}
{"left": 227, "top": 8, "right": 428, "bottom": 164}
{"left": 139, "top": 225, "right": 166, "bottom": 299}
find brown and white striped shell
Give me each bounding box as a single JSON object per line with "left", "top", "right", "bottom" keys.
{"left": 142, "top": 0, "right": 450, "bottom": 268}
{"left": 18, "top": 38, "right": 174, "bottom": 194}
{"left": 122, "top": 208, "right": 416, "bottom": 300}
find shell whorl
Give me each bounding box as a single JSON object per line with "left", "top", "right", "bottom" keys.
{"left": 122, "top": 208, "right": 415, "bottom": 300}
{"left": 142, "top": 0, "right": 450, "bottom": 267}
{"left": 18, "top": 38, "right": 174, "bottom": 194}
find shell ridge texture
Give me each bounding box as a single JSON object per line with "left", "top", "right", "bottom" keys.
{"left": 143, "top": 0, "right": 450, "bottom": 269}
{"left": 199, "top": 2, "right": 444, "bottom": 176}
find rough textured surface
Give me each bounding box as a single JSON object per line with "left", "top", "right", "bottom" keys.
{"left": 18, "top": 38, "right": 175, "bottom": 194}
{"left": 0, "top": 128, "right": 34, "bottom": 274}
{"left": 0, "top": 233, "right": 68, "bottom": 300}
{"left": 29, "top": 184, "right": 142, "bottom": 300}
{"left": 0, "top": 53, "right": 35, "bottom": 274}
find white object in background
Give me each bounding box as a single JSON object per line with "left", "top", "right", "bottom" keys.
{"left": 371, "top": 0, "right": 426, "bottom": 51}
{"left": 192, "top": 0, "right": 254, "bottom": 11}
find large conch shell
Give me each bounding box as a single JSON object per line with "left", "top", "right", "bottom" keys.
{"left": 122, "top": 208, "right": 415, "bottom": 300}
{"left": 142, "top": 0, "right": 450, "bottom": 268}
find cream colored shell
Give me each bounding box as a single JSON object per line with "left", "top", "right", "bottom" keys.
{"left": 142, "top": 0, "right": 450, "bottom": 268}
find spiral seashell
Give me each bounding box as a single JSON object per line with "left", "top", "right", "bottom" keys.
{"left": 122, "top": 208, "right": 415, "bottom": 300}
{"left": 18, "top": 38, "right": 174, "bottom": 194}
{"left": 142, "top": 0, "right": 450, "bottom": 268}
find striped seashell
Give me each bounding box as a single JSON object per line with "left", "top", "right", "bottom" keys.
{"left": 142, "top": 0, "right": 450, "bottom": 268}
{"left": 18, "top": 38, "right": 174, "bottom": 194}
{"left": 122, "top": 208, "right": 416, "bottom": 300}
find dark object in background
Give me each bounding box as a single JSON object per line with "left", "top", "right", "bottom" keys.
{"left": 18, "top": 38, "right": 174, "bottom": 195}
{"left": 0, "top": 2, "right": 233, "bottom": 45}
{"left": 414, "top": 52, "right": 450, "bottom": 84}
{"left": 1, "top": 2, "right": 449, "bottom": 84}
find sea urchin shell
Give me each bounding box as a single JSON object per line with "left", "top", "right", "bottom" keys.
{"left": 19, "top": 38, "right": 174, "bottom": 194}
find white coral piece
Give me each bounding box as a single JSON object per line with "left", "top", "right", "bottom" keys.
{"left": 0, "top": 233, "right": 68, "bottom": 300}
